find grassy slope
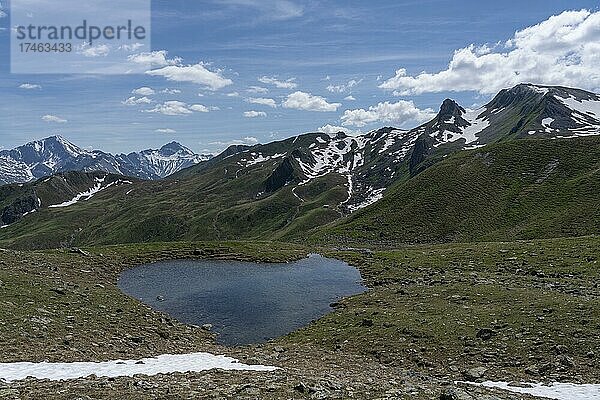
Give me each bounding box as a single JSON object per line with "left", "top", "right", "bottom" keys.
{"left": 1, "top": 237, "right": 598, "bottom": 399}
{"left": 313, "top": 136, "right": 600, "bottom": 245}
{"left": 0, "top": 136, "right": 347, "bottom": 249}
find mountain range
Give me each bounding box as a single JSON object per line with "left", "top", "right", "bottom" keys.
{"left": 1, "top": 83, "right": 599, "bottom": 248}
{"left": 0, "top": 136, "right": 212, "bottom": 185}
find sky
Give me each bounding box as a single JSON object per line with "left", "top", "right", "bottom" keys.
{"left": 0, "top": 0, "right": 599, "bottom": 154}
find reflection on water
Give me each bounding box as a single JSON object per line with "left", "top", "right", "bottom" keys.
{"left": 118, "top": 254, "right": 366, "bottom": 345}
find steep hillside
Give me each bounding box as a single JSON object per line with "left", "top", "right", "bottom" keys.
{"left": 314, "top": 136, "right": 600, "bottom": 244}
{"left": 1, "top": 84, "right": 599, "bottom": 249}
{"left": 0, "top": 172, "right": 138, "bottom": 230}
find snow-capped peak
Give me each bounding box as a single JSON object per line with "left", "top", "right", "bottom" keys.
{"left": 0, "top": 137, "right": 213, "bottom": 185}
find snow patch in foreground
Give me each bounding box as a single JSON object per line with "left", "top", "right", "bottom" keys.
{"left": 0, "top": 353, "right": 278, "bottom": 382}
{"left": 463, "top": 381, "right": 600, "bottom": 400}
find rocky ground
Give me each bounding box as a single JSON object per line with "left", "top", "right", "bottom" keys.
{"left": 0, "top": 238, "right": 598, "bottom": 399}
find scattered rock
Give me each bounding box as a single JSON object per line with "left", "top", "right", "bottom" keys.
{"left": 476, "top": 328, "right": 496, "bottom": 341}
{"left": 440, "top": 388, "right": 472, "bottom": 400}
{"left": 360, "top": 319, "right": 374, "bottom": 327}
{"left": 554, "top": 344, "right": 568, "bottom": 354}
{"left": 69, "top": 248, "right": 90, "bottom": 257}
{"left": 557, "top": 355, "right": 575, "bottom": 368}
{"left": 0, "top": 388, "right": 19, "bottom": 398}
{"left": 463, "top": 367, "right": 487, "bottom": 381}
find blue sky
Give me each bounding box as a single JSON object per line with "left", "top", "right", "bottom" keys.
{"left": 1, "top": 0, "right": 599, "bottom": 154}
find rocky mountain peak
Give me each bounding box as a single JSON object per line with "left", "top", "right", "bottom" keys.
{"left": 159, "top": 142, "right": 193, "bottom": 157}
{"left": 438, "top": 99, "right": 465, "bottom": 120}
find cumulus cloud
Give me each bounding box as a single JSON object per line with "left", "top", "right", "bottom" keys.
{"left": 326, "top": 79, "right": 362, "bottom": 93}
{"left": 19, "top": 83, "right": 41, "bottom": 90}
{"left": 42, "top": 115, "right": 67, "bottom": 123}
{"left": 122, "top": 96, "right": 153, "bottom": 105}
{"left": 245, "top": 97, "right": 277, "bottom": 108}
{"left": 317, "top": 124, "right": 358, "bottom": 135}
{"left": 147, "top": 63, "right": 233, "bottom": 91}
{"left": 144, "top": 101, "right": 212, "bottom": 116}
{"left": 226, "top": 92, "right": 240, "bottom": 97}
{"left": 258, "top": 76, "right": 298, "bottom": 89}
{"left": 189, "top": 104, "right": 210, "bottom": 113}
{"left": 155, "top": 128, "right": 177, "bottom": 134}
{"left": 161, "top": 88, "right": 181, "bottom": 94}
{"left": 128, "top": 50, "right": 181, "bottom": 67}
{"left": 132, "top": 87, "right": 155, "bottom": 96}
{"left": 283, "top": 91, "right": 341, "bottom": 112}
{"left": 243, "top": 111, "right": 267, "bottom": 118}
{"left": 380, "top": 9, "right": 600, "bottom": 95}
{"left": 344, "top": 95, "right": 356, "bottom": 101}
{"left": 247, "top": 86, "right": 269, "bottom": 94}
{"left": 341, "top": 100, "right": 435, "bottom": 128}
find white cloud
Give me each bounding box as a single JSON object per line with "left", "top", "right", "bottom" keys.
{"left": 379, "top": 9, "right": 600, "bottom": 95}
{"left": 341, "top": 100, "right": 435, "bottom": 128}
{"left": 155, "top": 128, "right": 177, "bottom": 134}
{"left": 258, "top": 76, "right": 298, "bottom": 89}
{"left": 326, "top": 79, "right": 362, "bottom": 93}
{"left": 144, "top": 101, "right": 191, "bottom": 116}
{"left": 19, "top": 83, "right": 41, "bottom": 90}
{"left": 144, "top": 101, "right": 214, "bottom": 115}
{"left": 226, "top": 92, "right": 240, "bottom": 97}
{"left": 132, "top": 87, "right": 155, "bottom": 96}
{"left": 80, "top": 44, "right": 110, "bottom": 57}
{"left": 243, "top": 111, "right": 267, "bottom": 118}
{"left": 189, "top": 104, "right": 210, "bottom": 113}
{"left": 42, "top": 115, "right": 67, "bottom": 123}
{"left": 247, "top": 86, "right": 269, "bottom": 94}
{"left": 161, "top": 88, "right": 181, "bottom": 94}
{"left": 246, "top": 97, "right": 277, "bottom": 108}
{"left": 209, "top": 136, "right": 259, "bottom": 149}
{"left": 344, "top": 95, "right": 356, "bottom": 101}
{"left": 128, "top": 51, "right": 182, "bottom": 67}
{"left": 147, "top": 63, "right": 233, "bottom": 91}
{"left": 317, "top": 124, "right": 358, "bottom": 135}
{"left": 282, "top": 91, "right": 341, "bottom": 112}
{"left": 122, "top": 96, "right": 153, "bottom": 106}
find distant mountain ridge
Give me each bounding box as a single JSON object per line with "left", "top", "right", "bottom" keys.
{"left": 1, "top": 84, "right": 600, "bottom": 248}
{"left": 0, "top": 136, "right": 212, "bottom": 185}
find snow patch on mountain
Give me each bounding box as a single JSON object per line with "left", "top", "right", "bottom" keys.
{"left": 239, "top": 152, "right": 286, "bottom": 167}
{"left": 48, "top": 176, "right": 132, "bottom": 208}
{"left": 0, "top": 352, "right": 278, "bottom": 382}
{"left": 348, "top": 188, "right": 386, "bottom": 212}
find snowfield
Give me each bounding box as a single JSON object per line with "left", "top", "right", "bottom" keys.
{"left": 0, "top": 353, "right": 278, "bottom": 382}
{"left": 48, "top": 177, "right": 132, "bottom": 208}
{"left": 464, "top": 381, "right": 600, "bottom": 400}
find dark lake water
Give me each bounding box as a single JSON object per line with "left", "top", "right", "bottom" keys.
{"left": 118, "top": 254, "right": 366, "bottom": 346}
